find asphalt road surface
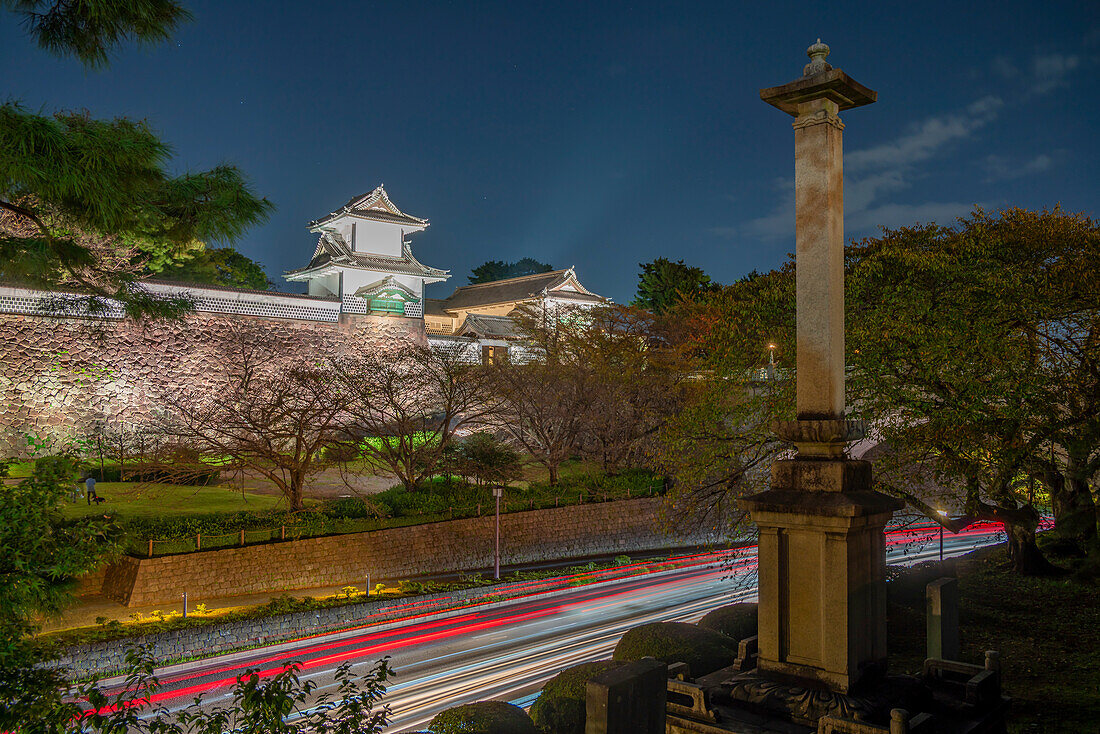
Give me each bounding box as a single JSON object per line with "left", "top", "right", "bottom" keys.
{"left": 102, "top": 520, "right": 1007, "bottom": 732}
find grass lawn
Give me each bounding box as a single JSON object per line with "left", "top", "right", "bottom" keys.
{"left": 888, "top": 544, "right": 1100, "bottom": 733}
{"left": 60, "top": 482, "right": 287, "bottom": 520}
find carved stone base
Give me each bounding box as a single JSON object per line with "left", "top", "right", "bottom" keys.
{"left": 715, "top": 671, "right": 877, "bottom": 725}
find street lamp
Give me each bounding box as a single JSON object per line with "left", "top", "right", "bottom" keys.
{"left": 767, "top": 343, "right": 777, "bottom": 379}
{"left": 493, "top": 486, "right": 504, "bottom": 580}
{"left": 936, "top": 509, "right": 947, "bottom": 562}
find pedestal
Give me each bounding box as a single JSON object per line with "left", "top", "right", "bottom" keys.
{"left": 739, "top": 458, "right": 903, "bottom": 694}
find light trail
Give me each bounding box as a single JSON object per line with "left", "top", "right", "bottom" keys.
{"left": 95, "top": 520, "right": 1008, "bottom": 732}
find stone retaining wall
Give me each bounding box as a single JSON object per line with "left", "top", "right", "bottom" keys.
{"left": 98, "top": 497, "right": 715, "bottom": 606}
{"left": 0, "top": 306, "right": 421, "bottom": 455}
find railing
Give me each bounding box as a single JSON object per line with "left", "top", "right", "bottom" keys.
{"left": 131, "top": 486, "right": 662, "bottom": 558}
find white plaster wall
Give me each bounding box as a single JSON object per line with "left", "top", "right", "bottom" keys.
{"left": 307, "top": 273, "right": 340, "bottom": 297}
{"left": 328, "top": 215, "right": 406, "bottom": 257}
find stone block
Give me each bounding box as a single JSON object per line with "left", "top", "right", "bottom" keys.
{"left": 926, "top": 577, "right": 959, "bottom": 661}
{"left": 585, "top": 657, "right": 666, "bottom": 734}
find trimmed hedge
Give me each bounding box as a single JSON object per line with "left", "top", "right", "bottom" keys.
{"left": 613, "top": 622, "right": 739, "bottom": 678}
{"left": 696, "top": 602, "right": 757, "bottom": 642}
{"left": 529, "top": 660, "right": 627, "bottom": 734}
{"left": 428, "top": 701, "right": 537, "bottom": 734}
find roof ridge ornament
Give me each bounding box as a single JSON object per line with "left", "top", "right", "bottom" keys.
{"left": 803, "top": 38, "right": 832, "bottom": 77}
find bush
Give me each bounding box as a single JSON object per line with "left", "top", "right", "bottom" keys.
{"left": 428, "top": 701, "right": 537, "bottom": 734}
{"left": 529, "top": 660, "right": 626, "bottom": 734}
{"left": 527, "top": 467, "right": 664, "bottom": 499}
{"left": 323, "top": 442, "right": 360, "bottom": 463}
{"left": 696, "top": 603, "right": 757, "bottom": 642}
{"left": 325, "top": 497, "right": 382, "bottom": 519}
{"left": 612, "top": 622, "right": 738, "bottom": 677}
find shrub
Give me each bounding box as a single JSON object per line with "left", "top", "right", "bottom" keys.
{"left": 696, "top": 602, "right": 757, "bottom": 642}
{"left": 323, "top": 442, "right": 360, "bottom": 463}
{"left": 428, "top": 701, "right": 537, "bottom": 734}
{"left": 529, "top": 660, "right": 626, "bottom": 734}
{"left": 612, "top": 622, "right": 738, "bottom": 677}
{"left": 326, "top": 497, "right": 382, "bottom": 519}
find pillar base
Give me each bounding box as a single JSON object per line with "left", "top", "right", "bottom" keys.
{"left": 739, "top": 458, "right": 903, "bottom": 695}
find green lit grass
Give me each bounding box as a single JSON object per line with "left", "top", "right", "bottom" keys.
{"left": 60, "top": 483, "right": 286, "bottom": 520}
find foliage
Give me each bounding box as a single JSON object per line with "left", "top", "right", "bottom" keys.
{"left": 695, "top": 602, "right": 757, "bottom": 642}
{"left": 0, "top": 458, "right": 123, "bottom": 728}
{"left": 632, "top": 257, "right": 718, "bottom": 314}
{"left": 428, "top": 700, "right": 537, "bottom": 734}
{"left": 529, "top": 661, "right": 626, "bottom": 734}
{"left": 612, "top": 621, "right": 739, "bottom": 677}
{"left": 0, "top": 0, "right": 271, "bottom": 318}
{"left": 468, "top": 258, "right": 553, "bottom": 284}
{"left": 847, "top": 208, "right": 1100, "bottom": 573}
{"left": 153, "top": 244, "right": 272, "bottom": 290}
{"left": 452, "top": 432, "right": 522, "bottom": 486}
{"left": 650, "top": 269, "right": 793, "bottom": 540}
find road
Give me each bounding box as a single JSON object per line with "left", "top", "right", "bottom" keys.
{"left": 106, "top": 520, "right": 1006, "bottom": 732}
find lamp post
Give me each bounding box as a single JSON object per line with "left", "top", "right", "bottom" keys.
{"left": 493, "top": 485, "right": 504, "bottom": 580}
{"left": 767, "top": 342, "right": 776, "bottom": 379}
{"left": 937, "top": 509, "right": 947, "bottom": 562}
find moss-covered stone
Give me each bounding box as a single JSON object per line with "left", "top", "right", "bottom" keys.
{"left": 428, "top": 701, "right": 537, "bottom": 734}
{"left": 529, "top": 660, "right": 627, "bottom": 734}
{"left": 696, "top": 602, "right": 758, "bottom": 642}
{"left": 612, "top": 621, "right": 738, "bottom": 677}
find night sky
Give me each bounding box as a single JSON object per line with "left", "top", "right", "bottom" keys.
{"left": 3, "top": 1, "right": 1097, "bottom": 303}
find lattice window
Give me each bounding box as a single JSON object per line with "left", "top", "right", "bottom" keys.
{"left": 403, "top": 301, "right": 424, "bottom": 318}
{"left": 341, "top": 295, "right": 373, "bottom": 315}
{"left": 0, "top": 292, "right": 125, "bottom": 319}
{"left": 192, "top": 296, "right": 339, "bottom": 322}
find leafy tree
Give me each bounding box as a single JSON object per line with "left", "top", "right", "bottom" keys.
{"left": 0, "top": 0, "right": 272, "bottom": 318}
{"left": 632, "top": 257, "right": 717, "bottom": 314}
{"left": 847, "top": 208, "right": 1100, "bottom": 573}
{"left": 651, "top": 269, "right": 793, "bottom": 538}
{"left": 152, "top": 244, "right": 272, "bottom": 290}
{"left": 468, "top": 257, "right": 553, "bottom": 284}
{"left": 0, "top": 458, "right": 123, "bottom": 729}
{"left": 455, "top": 432, "right": 522, "bottom": 486}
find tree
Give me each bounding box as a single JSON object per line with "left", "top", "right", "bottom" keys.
{"left": 468, "top": 257, "right": 553, "bottom": 284}
{"left": 0, "top": 1, "right": 272, "bottom": 318}
{"left": 489, "top": 304, "right": 687, "bottom": 483}
{"left": 0, "top": 457, "right": 123, "bottom": 729}
{"left": 335, "top": 343, "right": 497, "bottom": 491}
{"left": 650, "top": 269, "right": 793, "bottom": 538}
{"left": 455, "top": 432, "right": 522, "bottom": 486}
{"left": 632, "top": 257, "right": 717, "bottom": 314}
{"left": 847, "top": 208, "right": 1100, "bottom": 573}
{"left": 153, "top": 244, "right": 272, "bottom": 290}
{"left": 162, "top": 329, "right": 346, "bottom": 511}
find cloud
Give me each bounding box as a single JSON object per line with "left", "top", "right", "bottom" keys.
{"left": 845, "top": 96, "right": 1003, "bottom": 172}
{"left": 983, "top": 152, "right": 1058, "bottom": 182}
{"left": 726, "top": 97, "right": 1001, "bottom": 241}
{"left": 1029, "top": 53, "right": 1081, "bottom": 94}
{"left": 991, "top": 51, "right": 1082, "bottom": 95}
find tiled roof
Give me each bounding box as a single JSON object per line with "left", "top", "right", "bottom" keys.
{"left": 438, "top": 268, "right": 604, "bottom": 310}
{"left": 285, "top": 232, "right": 448, "bottom": 280}
{"left": 423, "top": 298, "right": 449, "bottom": 317}
{"left": 456, "top": 314, "right": 521, "bottom": 339}
{"left": 309, "top": 184, "right": 428, "bottom": 229}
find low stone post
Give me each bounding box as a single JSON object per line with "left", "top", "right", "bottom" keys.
{"left": 926, "top": 577, "right": 959, "bottom": 661}
{"left": 585, "top": 657, "right": 666, "bottom": 734}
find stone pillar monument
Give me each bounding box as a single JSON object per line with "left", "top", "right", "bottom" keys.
{"left": 740, "top": 41, "right": 903, "bottom": 695}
